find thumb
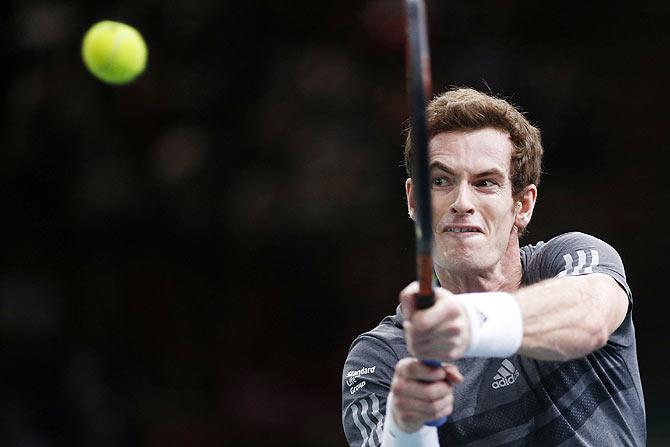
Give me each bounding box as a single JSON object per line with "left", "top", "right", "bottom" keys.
{"left": 399, "top": 281, "right": 420, "bottom": 319}
{"left": 443, "top": 363, "right": 464, "bottom": 384}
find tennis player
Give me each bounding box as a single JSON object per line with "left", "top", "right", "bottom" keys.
{"left": 342, "top": 88, "right": 645, "bottom": 446}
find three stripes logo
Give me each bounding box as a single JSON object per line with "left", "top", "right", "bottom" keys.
{"left": 557, "top": 249, "right": 600, "bottom": 277}
{"left": 350, "top": 393, "right": 383, "bottom": 447}
{"left": 491, "top": 359, "right": 520, "bottom": 389}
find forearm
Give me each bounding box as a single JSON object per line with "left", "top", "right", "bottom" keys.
{"left": 514, "top": 273, "right": 628, "bottom": 361}
{"left": 403, "top": 274, "right": 628, "bottom": 363}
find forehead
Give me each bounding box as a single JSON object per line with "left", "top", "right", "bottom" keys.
{"left": 428, "top": 128, "right": 513, "bottom": 175}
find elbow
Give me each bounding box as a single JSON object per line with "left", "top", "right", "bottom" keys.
{"left": 558, "top": 317, "right": 608, "bottom": 361}
{"left": 581, "top": 280, "right": 613, "bottom": 354}
{"left": 593, "top": 324, "right": 609, "bottom": 351}
{"left": 585, "top": 315, "right": 609, "bottom": 353}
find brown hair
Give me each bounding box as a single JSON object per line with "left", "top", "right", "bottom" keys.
{"left": 404, "top": 88, "right": 543, "bottom": 196}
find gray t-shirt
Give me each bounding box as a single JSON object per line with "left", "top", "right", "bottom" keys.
{"left": 342, "top": 232, "right": 646, "bottom": 446}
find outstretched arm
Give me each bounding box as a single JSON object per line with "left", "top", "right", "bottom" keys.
{"left": 515, "top": 273, "right": 628, "bottom": 361}
{"left": 402, "top": 273, "right": 629, "bottom": 362}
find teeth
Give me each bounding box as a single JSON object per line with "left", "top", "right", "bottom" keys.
{"left": 447, "top": 227, "right": 478, "bottom": 233}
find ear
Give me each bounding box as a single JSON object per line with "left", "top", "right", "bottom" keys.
{"left": 514, "top": 184, "right": 537, "bottom": 229}
{"left": 405, "top": 178, "right": 416, "bottom": 220}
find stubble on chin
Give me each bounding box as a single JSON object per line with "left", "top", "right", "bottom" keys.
{"left": 433, "top": 239, "right": 503, "bottom": 275}
{"left": 434, "top": 245, "right": 480, "bottom": 273}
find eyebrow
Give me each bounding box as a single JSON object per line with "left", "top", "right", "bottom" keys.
{"left": 429, "top": 161, "right": 507, "bottom": 179}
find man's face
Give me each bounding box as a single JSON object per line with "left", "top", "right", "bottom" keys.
{"left": 407, "top": 128, "right": 526, "bottom": 274}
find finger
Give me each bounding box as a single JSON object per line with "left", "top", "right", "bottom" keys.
{"left": 411, "top": 343, "right": 465, "bottom": 363}
{"left": 443, "top": 363, "right": 464, "bottom": 384}
{"left": 412, "top": 296, "right": 462, "bottom": 332}
{"left": 403, "top": 321, "right": 439, "bottom": 359}
{"left": 432, "top": 391, "right": 455, "bottom": 418}
{"left": 392, "top": 376, "right": 451, "bottom": 402}
{"left": 434, "top": 287, "right": 456, "bottom": 301}
{"left": 405, "top": 328, "right": 440, "bottom": 352}
{"left": 414, "top": 345, "right": 459, "bottom": 362}
{"left": 392, "top": 388, "right": 454, "bottom": 419}
{"left": 413, "top": 328, "right": 462, "bottom": 351}
{"left": 395, "top": 357, "right": 447, "bottom": 382}
{"left": 405, "top": 323, "right": 463, "bottom": 357}
{"left": 414, "top": 328, "right": 465, "bottom": 349}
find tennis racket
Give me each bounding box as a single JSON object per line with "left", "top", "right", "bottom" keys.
{"left": 404, "top": 0, "right": 446, "bottom": 428}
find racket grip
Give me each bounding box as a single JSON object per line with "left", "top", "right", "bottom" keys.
{"left": 421, "top": 359, "right": 448, "bottom": 427}
{"left": 416, "top": 290, "right": 446, "bottom": 426}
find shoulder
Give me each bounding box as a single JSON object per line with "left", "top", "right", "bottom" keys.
{"left": 544, "top": 231, "right": 620, "bottom": 251}
{"left": 522, "top": 232, "right": 627, "bottom": 283}
{"left": 523, "top": 232, "right": 621, "bottom": 260}
{"left": 346, "top": 312, "right": 407, "bottom": 366}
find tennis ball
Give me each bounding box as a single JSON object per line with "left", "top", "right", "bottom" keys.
{"left": 81, "top": 20, "right": 148, "bottom": 85}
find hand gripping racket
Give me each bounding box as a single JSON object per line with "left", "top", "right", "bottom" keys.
{"left": 404, "top": 0, "right": 446, "bottom": 427}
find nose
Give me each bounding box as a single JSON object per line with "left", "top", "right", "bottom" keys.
{"left": 450, "top": 182, "right": 475, "bottom": 215}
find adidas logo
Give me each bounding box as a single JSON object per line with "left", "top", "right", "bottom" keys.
{"left": 491, "top": 359, "right": 520, "bottom": 389}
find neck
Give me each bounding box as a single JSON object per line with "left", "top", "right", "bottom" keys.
{"left": 435, "top": 227, "right": 524, "bottom": 294}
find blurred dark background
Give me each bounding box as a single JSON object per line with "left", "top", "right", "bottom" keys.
{"left": 2, "top": 0, "right": 669, "bottom": 445}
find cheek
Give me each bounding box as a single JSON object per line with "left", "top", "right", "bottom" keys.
{"left": 430, "top": 196, "right": 450, "bottom": 222}
{"left": 488, "top": 202, "right": 516, "bottom": 231}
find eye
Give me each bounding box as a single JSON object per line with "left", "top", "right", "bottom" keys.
{"left": 476, "top": 179, "right": 498, "bottom": 188}
{"left": 432, "top": 176, "right": 449, "bottom": 187}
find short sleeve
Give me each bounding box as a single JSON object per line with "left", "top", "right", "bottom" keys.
{"left": 538, "top": 232, "right": 634, "bottom": 348}
{"left": 541, "top": 232, "right": 631, "bottom": 301}
{"left": 342, "top": 335, "right": 398, "bottom": 447}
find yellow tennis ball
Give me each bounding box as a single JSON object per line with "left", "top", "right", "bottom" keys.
{"left": 81, "top": 20, "right": 148, "bottom": 85}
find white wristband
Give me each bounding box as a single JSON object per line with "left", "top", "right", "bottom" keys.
{"left": 454, "top": 292, "right": 523, "bottom": 358}
{"left": 381, "top": 393, "right": 440, "bottom": 447}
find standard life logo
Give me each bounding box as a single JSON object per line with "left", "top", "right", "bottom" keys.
{"left": 492, "top": 359, "right": 520, "bottom": 389}
{"left": 345, "top": 366, "right": 377, "bottom": 394}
